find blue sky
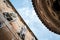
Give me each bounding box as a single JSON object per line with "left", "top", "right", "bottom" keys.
{"left": 10, "top": 0, "right": 60, "bottom": 40}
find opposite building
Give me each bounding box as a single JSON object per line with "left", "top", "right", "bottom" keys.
{"left": 0, "top": 0, "right": 38, "bottom": 40}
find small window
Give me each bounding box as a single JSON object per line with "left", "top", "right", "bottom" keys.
{"left": 3, "top": 12, "right": 13, "bottom": 21}
{"left": 18, "top": 27, "right": 26, "bottom": 40}
{"left": 3, "top": 12, "right": 17, "bottom": 21}
{"left": 21, "top": 34, "right": 25, "bottom": 40}
{"left": 3, "top": 0, "right": 11, "bottom": 8}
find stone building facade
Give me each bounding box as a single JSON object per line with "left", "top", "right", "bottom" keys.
{"left": 0, "top": 0, "right": 37, "bottom": 40}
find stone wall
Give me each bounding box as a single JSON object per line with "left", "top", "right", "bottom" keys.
{"left": 0, "top": 0, "right": 37, "bottom": 40}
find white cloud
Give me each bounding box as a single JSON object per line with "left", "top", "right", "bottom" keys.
{"left": 17, "top": 7, "right": 38, "bottom": 23}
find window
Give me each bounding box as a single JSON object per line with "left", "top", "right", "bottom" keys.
{"left": 3, "top": 12, "right": 16, "bottom": 21}
{"left": 3, "top": 12, "right": 13, "bottom": 21}
{"left": 20, "top": 34, "right": 25, "bottom": 40}
{"left": 3, "top": 0, "right": 11, "bottom": 8}
{"left": 18, "top": 27, "right": 26, "bottom": 40}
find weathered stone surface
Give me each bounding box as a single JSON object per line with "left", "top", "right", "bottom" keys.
{"left": 0, "top": 0, "right": 37, "bottom": 40}
{"left": 32, "top": 0, "right": 60, "bottom": 34}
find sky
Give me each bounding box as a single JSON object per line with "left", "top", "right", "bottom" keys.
{"left": 10, "top": 0, "right": 60, "bottom": 40}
